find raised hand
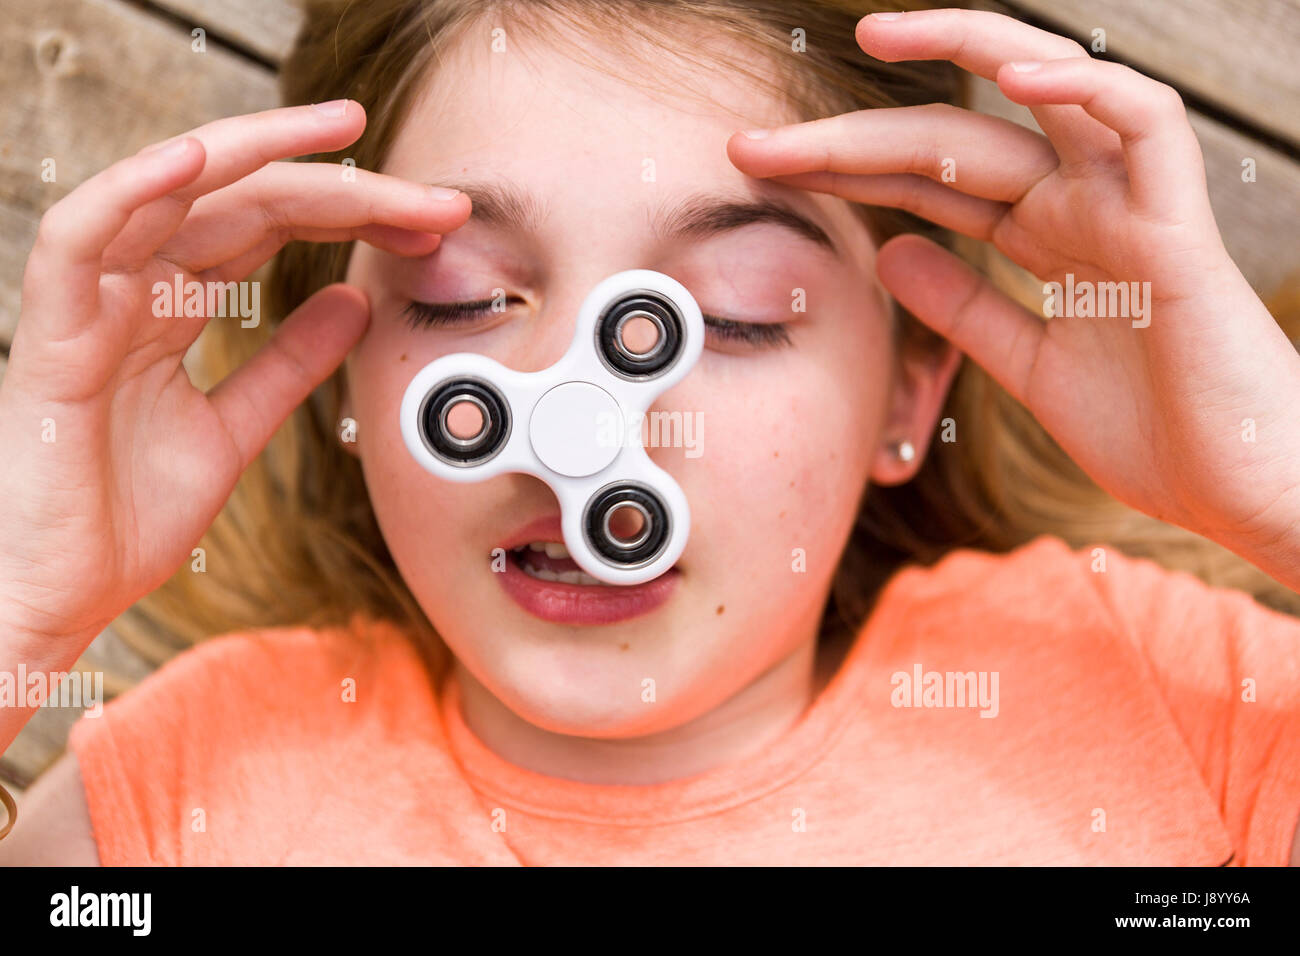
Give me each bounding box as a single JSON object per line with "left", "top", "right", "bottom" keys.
{"left": 727, "top": 8, "right": 1300, "bottom": 586}
{"left": 0, "top": 101, "right": 469, "bottom": 651}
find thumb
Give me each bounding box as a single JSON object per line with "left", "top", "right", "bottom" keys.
{"left": 877, "top": 234, "right": 1044, "bottom": 406}
{"left": 207, "top": 282, "right": 369, "bottom": 470}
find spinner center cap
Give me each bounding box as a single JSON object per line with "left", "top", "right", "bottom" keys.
{"left": 529, "top": 382, "right": 623, "bottom": 477}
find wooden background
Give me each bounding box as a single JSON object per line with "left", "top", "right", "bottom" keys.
{"left": 3, "top": 0, "right": 1299, "bottom": 794}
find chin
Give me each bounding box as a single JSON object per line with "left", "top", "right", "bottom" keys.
{"left": 476, "top": 642, "right": 695, "bottom": 737}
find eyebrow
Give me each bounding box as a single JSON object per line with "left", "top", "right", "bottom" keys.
{"left": 651, "top": 190, "right": 840, "bottom": 258}
{"left": 430, "top": 179, "right": 550, "bottom": 234}
{"left": 427, "top": 178, "right": 841, "bottom": 258}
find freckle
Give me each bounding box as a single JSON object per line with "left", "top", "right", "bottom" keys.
{"left": 773, "top": 450, "right": 779, "bottom": 458}
{"left": 620, "top": 642, "right": 630, "bottom": 651}
{"left": 716, "top": 605, "right": 725, "bottom": 615}
{"left": 400, "top": 353, "right": 408, "bottom": 362}
{"left": 778, "top": 511, "right": 785, "bottom": 519}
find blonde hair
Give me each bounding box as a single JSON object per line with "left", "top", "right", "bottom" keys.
{"left": 117, "top": 0, "right": 1300, "bottom": 681}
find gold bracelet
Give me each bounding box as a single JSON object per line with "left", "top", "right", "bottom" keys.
{"left": 0, "top": 778, "right": 16, "bottom": 841}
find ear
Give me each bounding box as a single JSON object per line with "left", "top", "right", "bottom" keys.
{"left": 870, "top": 337, "right": 962, "bottom": 486}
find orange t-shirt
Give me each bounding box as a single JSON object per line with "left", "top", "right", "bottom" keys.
{"left": 66, "top": 534, "right": 1300, "bottom": 865}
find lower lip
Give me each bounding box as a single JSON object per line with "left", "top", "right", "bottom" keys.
{"left": 497, "top": 550, "right": 679, "bottom": 625}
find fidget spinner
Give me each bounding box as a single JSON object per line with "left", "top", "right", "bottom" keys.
{"left": 399, "top": 269, "right": 704, "bottom": 586}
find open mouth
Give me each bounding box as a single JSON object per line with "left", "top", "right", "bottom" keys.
{"left": 510, "top": 540, "right": 605, "bottom": 586}
{"left": 496, "top": 517, "right": 680, "bottom": 625}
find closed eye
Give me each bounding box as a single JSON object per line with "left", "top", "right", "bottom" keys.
{"left": 701, "top": 314, "right": 792, "bottom": 348}
{"left": 403, "top": 297, "right": 512, "bottom": 327}
{"left": 404, "top": 298, "right": 792, "bottom": 349}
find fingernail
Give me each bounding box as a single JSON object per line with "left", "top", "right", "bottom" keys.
{"left": 741, "top": 129, "right": 771, "bottom": 140}
{"left": 140, "top": 137, "right": 192, "bottom": 158}
{"left": 311, "top": 99, "right": 350, "bottom": 117}
{"left": 871, "top": 12, "right": 903, "bottom": 21}
{"left": 429, "top": 185, "right": 462, "bottom": 201}
{"left": 1009, "top": 61, "right": 1043, "bottom": 73}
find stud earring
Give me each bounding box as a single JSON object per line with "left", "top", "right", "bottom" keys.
{"left": 894, "top": 439, "right": 915, "bottom": 463}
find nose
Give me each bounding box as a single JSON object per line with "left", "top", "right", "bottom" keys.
{"left": 505, "top": 268, "right": 640, "bottom": 373}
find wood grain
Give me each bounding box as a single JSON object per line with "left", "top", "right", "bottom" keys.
{"left": 0, "top": 0, "right": 279, "bottom": 346}
{"left": 147, "top": 0, "right": 304, "bottom": 65}
{"left": 1005, "top": 0, "right": 1300, "bottom": 148}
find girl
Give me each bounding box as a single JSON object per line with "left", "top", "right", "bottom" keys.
{"left": 1, "top": 0, "right": 1298, "bottom": 865}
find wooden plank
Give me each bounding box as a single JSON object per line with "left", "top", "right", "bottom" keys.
{"left": 968, "top": 76, "right": 1300, "bottom": 301}
{"left": 2, "top": 689, "right": 87, "bottom": 787}
{"left": 1005, "top": 0, "right": 1300, "bottom": 148}
{"left": 147, "top": 0, "right": 303, "bottom": 66}
{"left": 0, "top": 0, "right": 279, "bottom": 346}
{"left": 0, "top": 626, "right": 157, "bottom": 787}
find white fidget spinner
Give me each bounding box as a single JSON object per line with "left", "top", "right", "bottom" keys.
{"left": 399, "top": 269, "right": 704, "bottom": 586}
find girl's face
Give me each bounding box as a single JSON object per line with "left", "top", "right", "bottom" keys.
{"left": 343, "top": 29, "right": 956, "bottom": 736}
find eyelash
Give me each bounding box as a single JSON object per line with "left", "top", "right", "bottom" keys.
{"left": 402, "top": 298, "right": 793, "bottom": 348}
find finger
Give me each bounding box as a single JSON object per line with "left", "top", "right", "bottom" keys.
{"left": 995, "top": 58, "right": 1207, "bottom": 213}
{"left": 206, "top": 283, "right": 368, "bottom": 471}
{"left": 23, "top": 138, "right": 206, "bottom": 338}
{"left": 104, "top": 101, "right": 370, "bottom": 267}
{"left": 764, "top": 171, "right": 1010, "bottom": 241}
{"left": 155, "top": 162, "right": 468, "bottom": 273}
{"left": 197, "top": 227, "right": 441, "bottom": 286}
{"left": 174, "top": 101, "right": 368, "bottom": 201}
{"left": 727, "top": 104, "right": 1057, "bottom": 203}
{"left": 857, "top": 9, "right": 1113, "bottom": 164}
{"left": 876, "top": 234, "right": 1046, "bottom": 408}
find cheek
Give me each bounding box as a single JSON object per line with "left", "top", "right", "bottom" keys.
{"left": 347, "top": 325, "right": 416, "bottom": 481}
{"left": 682, "top": 343, "right": 889, "bottom": 579}
{"left": 344, "top": 326, "right": 484, "bottom": 578}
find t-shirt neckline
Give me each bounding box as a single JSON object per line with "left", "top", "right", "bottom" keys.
{"left": 437, "top": 588, "right": 905, "bottom": 827}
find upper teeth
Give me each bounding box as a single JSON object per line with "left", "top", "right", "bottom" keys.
{"left": 517, "top": 541, "right": 570, "bottom": 558}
